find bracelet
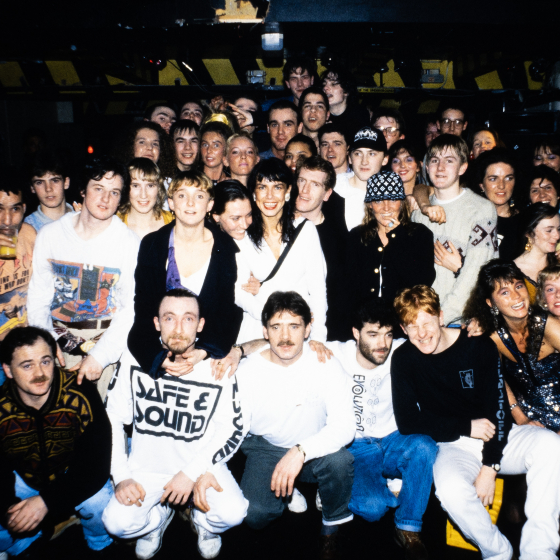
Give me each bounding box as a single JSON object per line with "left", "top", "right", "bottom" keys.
{"left": 510, "top": 403, "right": 518, "bottom": 411}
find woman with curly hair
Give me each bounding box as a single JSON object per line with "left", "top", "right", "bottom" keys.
{"left": 463, "top": 259, "right": 560, "bottom": 432}
{"left": 113, "top": 121, "right": 175, "bottom": 180}
{"left": 117, "top": 158, "right": 173, "bottom": 238}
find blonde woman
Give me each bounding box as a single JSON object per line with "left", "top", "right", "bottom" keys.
{"left": 118, "top": 158, "right": 173, "bottom": 238}
{"left": 225, "top": 133, "right": 259, "bottom": 186}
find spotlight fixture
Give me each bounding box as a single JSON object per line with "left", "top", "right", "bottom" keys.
{"left": 261, "top": 22, "right": 283, "bottom": 52}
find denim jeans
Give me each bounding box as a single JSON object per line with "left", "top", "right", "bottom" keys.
{"left": 349, "top": 430, "right": 437, "bottom": 532}
{"left": 0, "top": 472, "right": 113, "bottom": 555}
{"left": 240, "top": 435, "right": 354, "bottom": 529}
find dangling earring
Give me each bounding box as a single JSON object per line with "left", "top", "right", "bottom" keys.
{"left": 285, "top": 193, "right": 290, "bottom": 202}
{"left": 253, "top": 194, "right": 256, "bottom": 201}
{"left": 525, "top": 238, "right": 532, "bottom": 252}
{"left": 490, "top": 305, "right": 499, "bottom": 317}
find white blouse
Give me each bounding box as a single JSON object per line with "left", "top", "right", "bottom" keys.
{"left": 234, "top": 218, "right": 328, "bottom": 343}
{"left": 180, "top": 257, "right": 211, "bottom": 296}
{"left": 334, "top": 171, "right": 366, "bottom": 230}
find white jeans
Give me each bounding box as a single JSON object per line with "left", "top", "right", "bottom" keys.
{"left": 102, "top": 463, "right": 248, "bottom": 539}
{"left": 433, "top": 425, "right": 560, "bottom": 560}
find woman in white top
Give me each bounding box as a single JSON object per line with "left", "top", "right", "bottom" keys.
{"left": 234, "top": 159, "right": 328, "bottom": 342}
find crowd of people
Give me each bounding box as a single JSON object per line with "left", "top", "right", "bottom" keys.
{"left": 2, "top": 54, "right": 560, "bottom": 560}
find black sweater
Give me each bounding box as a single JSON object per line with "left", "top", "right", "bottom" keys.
{"left": 0, "top": 370, "right": 111, "bottom": 523}
{"left": 128, "top": 221, "right": 243, "bottom": 377}
{"left": 391, "top": 330, "right": 512, "bottom": 466}
{"left": 345, "top": 222, "right": 435, "bottom": 308}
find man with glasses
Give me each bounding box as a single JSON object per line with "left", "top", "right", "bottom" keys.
{"left": 371, "top": 108, "right": 406, "bottom": 151}
{"left": 436, "top": 105, "right": 468, "bottom": 137}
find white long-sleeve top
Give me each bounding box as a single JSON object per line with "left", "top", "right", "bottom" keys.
{"left": 333, "top": 171, "right": 366, "bottom": 230}
{"left": 106, "top": 349, "right": 244, "bottom": 485}
{"left": 27, "top": 213, "right": 140, "bottom": 368}
{"left": 237, "top": 343, "right": 355, "bottom": 462}
{"left": 234, "top": 218, "right": 328, "bottom": 343}
{"left": 326, "top": 338, "right": 405, "bottom": 439}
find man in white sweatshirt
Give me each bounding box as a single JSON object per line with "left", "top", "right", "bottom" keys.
{"left": 27, "top": 156, "right": 140, "bottom": 399}
{"left": 102, "top": 289, "right": 248, "bottom": 560}
{"left": 236, "top": 291, "right": 355, "bottom": 559}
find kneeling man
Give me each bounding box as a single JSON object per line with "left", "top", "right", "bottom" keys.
{"left": 237, "top": 291, "right": 355, "bottom": 559}
{"left": 102, "top": 289, "right": 247, "bottom": 559}
{"left": 0, "top": 326, "right": 113, "bottom": 556}
{"left": 326, "top": 298, "right": 437, "bottom": 559}
{"left": 392, "top": 285, "right": 560, "bottom": 560}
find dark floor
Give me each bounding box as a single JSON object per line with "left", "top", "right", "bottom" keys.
{"left": 23, "top": 456, "right": 539, "bottom": 560}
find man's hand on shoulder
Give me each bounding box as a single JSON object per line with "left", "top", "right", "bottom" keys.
{"left": 474, "top": 465, "right": 497, "bottom": 507}
{"left": 115, "top": 479, "right": 146, "bottom": 507}
{"left": 308, "top": 340, "right": 333, "bottom": 364}
{"left": 162, "top": 348, "right": 207, "bottom": 377}
{"left": 161, "top": 471, "right": 195, "bottom": 506}
{"left": 193, "top": 472, "right": 223, "bottom": 513}
{"left": 69, "top": 354, "right": 103, "bottom": 384}
{"left": 7, "top": 496, "right": 48, "bottom": 533}
{"left": 471, "top": 418, "right": 496, "bottom": 442}
{"left": 270, "top": 446, "right": 305, "bottom": 498}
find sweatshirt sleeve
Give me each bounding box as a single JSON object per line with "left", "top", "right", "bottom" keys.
{"left": 182, "top": 375, "right": 245, "bottom": 481}
{"left": 480, "top": 342, "right": 512, "bottom": 466}
{"left": 89, "top": 233, "right": 140, "bottom": 368}
{"left": 105, "top": 359, "right": 135, "bottom": 485}
{"left": 27, "top": 226, "right": 57, "bottom": 334}
{"left": 441, "top": 203, "right": 498, "bottom": 325}
{"left": 40, "top": 380, "right": 112, "bottom": 521}
{"left": 301, "top": 222, "right": 328, "bottom": 343}
{"left": 391, "top": 347, "right": 472, "bottom": 442}
{"left": 298, "top": 363, "right": 355, "bottom": 461}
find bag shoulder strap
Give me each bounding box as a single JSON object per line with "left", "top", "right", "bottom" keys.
{"left": 261, "top": 219, "right": 307, "bottom": 285}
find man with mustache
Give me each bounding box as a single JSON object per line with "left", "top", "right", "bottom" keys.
{"left": 102, "top": 289, "right": 247, "bottom": 560}
{"left": 0, "top": 326, "right": 114, "bottom": 556}
{"left": 236, "top": 291, "right": 355, "bottom": 559}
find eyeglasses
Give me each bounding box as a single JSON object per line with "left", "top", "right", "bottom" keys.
{"left": 377, "top": 126, "right": 400, "bottom": 137}
{"left": 441, "top": 118, "right": 465, "bottom": 128}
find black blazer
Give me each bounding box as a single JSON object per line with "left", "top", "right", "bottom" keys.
{"left": 345, "top": 222, "right": 436, "bottom": 311}
{"left": 127, "top": 221, "right": 242, "bottom": 377}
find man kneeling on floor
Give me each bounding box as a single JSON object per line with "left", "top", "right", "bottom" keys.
{"left": 237, "top": 291, "right": 355, "bottom": 560}
{"left": 325, "top": 298, "right": 437, "bottom": 560}
{"left": 0, "top": 326, "right": 113, "bottom": 557}
{"left": 102, "top": 289, "right": 247, "bottom": 560}
{"left": 392, "top": 285, "right": 560, "bottom": 560}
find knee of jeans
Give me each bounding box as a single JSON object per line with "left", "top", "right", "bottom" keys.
{"left": 79, "top": 480, "right": 113, "bottom": 519}
{"left": 408, "top": 436, "right": 438, "bottom": 462}
{"left": 319, "top": 448, "right": 354, "bottom": 477}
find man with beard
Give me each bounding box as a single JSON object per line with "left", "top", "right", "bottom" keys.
{"left": 236, "top": 291, "right": 355, "bottom": 559}
{"left": 325, "top": 298, "right": 437, "bottom": 560}
{"left": 103, "top": 289, "right": 247, "bottom": 560}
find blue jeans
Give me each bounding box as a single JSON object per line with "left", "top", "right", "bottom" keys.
{"left": 0, "top": 473, "right": 113, "bottom": 555}
{"left": 349, "top": 430, "right": 437, "bottom": 532}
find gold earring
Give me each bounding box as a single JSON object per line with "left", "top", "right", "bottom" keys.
{"left": 525, "top": 238, "right": 532, "bottom": 252}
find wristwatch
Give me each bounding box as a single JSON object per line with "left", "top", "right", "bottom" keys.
{"left": 491, "top": 463, "right": 501, "bottom": 472}
{"left": 296, "top": 444, "right": 306, "bottom": 460}
{"left": 232, "top": 344, "right": 245, "bottom": 360}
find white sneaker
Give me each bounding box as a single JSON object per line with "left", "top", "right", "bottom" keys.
{"left": 316, "top": 490, "right": 322, "bottom": 511}
{"left": 287, "top": 488, "right": 307, "bottom": 513}
{"left": 135, "top": 507, "right": 175, "bottom": 560}
{"left": 192, "top": 510, "right": 222, "bottom": 559}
